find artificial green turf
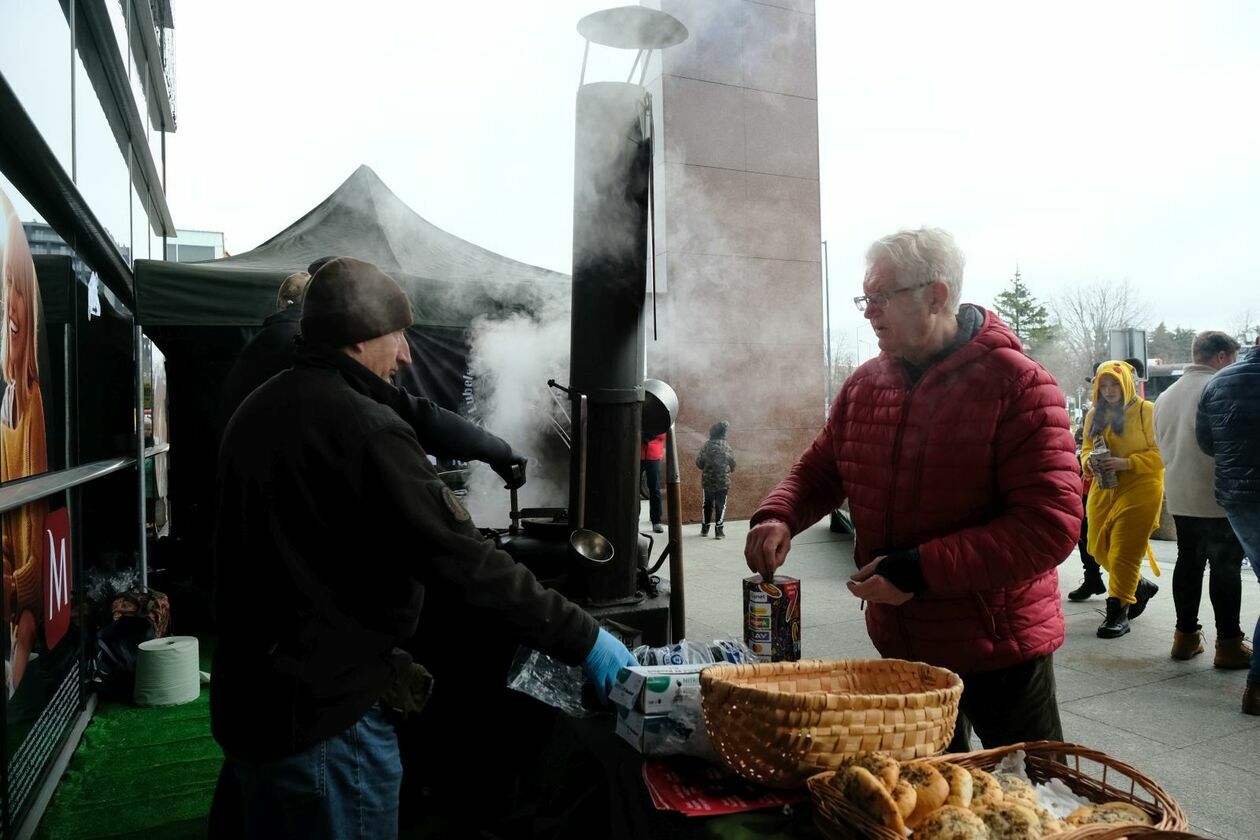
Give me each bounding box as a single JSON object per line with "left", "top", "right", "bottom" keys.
{"left": 34, "top": 660, "right": 219, "bottom": 839}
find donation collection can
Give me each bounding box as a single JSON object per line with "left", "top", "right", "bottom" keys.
{"left": 743, "top": 575, "right": 801, "bottom": 662}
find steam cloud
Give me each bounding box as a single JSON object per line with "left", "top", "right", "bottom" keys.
{"left": 460, "top": 292, "right": 573, "bottom": 526}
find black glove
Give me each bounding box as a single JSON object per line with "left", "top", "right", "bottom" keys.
{"left": 871, "top": 547, "right": 926, "bottom": 594}
{"left": 492, "top": 455, "right": 528, "bottom": 490}
{"left": 380, "top": 661, "right": 435, "bottom": 719}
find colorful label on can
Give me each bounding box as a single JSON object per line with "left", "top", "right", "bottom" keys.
{"left": 743, "top": 575, "right": 801, "bottom": 662}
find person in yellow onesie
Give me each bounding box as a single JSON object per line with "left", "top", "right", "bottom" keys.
{"left": 1081, "top": 360, "right": 1164, "bottom": 639}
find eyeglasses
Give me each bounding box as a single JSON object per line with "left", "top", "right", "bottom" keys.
{"left": 853, "top": 281, "right": 934, "bottom": 313}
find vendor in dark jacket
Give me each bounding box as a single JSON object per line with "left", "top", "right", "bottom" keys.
{"left": 746, "top": 228, "right": 1081, "bottom": 753}
{"left": 217, "top": 259, "right": 528, "bottom": 491}
{"left": 210, "top": 257, "right": 635, "bottom": 839}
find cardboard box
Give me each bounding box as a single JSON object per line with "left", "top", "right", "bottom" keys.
{"left": 609, "top": 664, "right": 706, "bottom": 713}
{"left": 615, "top": 706, "right": 702, "bottom": 754}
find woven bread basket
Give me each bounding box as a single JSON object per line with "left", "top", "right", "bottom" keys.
{"left": 1067, "top": 828, "right": 1205, "bottom": 839}
{"left": 700, "top": 658, "right": 962, "bottom": 788}
{"left": 806, "top": 740, "right": 1188, "bottom": 839}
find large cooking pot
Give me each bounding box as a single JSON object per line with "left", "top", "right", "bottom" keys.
{"left": 520, "top": 508, "right": 570, "bottom": 539}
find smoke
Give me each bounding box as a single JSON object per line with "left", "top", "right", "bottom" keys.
{"left": 460, "top": 291, "right": 573, "bottom": 526}
{"left": 637, "top": 0, "right": 825, "bottom": 500}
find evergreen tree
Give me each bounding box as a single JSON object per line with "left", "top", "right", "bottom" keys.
{"left": 1170, "top": 327, "right": 1197, "bottom": 362}
{"left": 1148, "top": 322, "right": 1174, "bottom": 362}
{"left": 994, "top": 268, "right": 1054, "bottom": 352}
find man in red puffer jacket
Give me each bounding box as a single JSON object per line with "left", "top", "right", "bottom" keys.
{"left": 746, "top": 228, "right": 1081, "bottom": 752}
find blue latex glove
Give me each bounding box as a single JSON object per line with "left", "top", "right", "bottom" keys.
{"left": 582, "top": 628, "right": 638, "bottom": 705}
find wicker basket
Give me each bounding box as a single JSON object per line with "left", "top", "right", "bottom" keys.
{"left": 700, "top": 658, "right": 962, "bottom": 788}
{"left": 807, "top": 740, "right": 1189, "bottom": 839}
{"left": 1068, "top": 828, "right": 1206, "bottom": 839}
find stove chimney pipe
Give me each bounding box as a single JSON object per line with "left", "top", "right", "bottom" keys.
{"left": 569, "top": 81, "right": 651, "bottom": 603}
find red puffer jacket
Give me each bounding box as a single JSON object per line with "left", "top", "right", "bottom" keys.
{"left": 753, "top": 310, "right": 1081, "bottom": 674}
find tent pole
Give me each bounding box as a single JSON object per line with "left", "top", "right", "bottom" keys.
{"left": 626, "top": 49, "right": 644, "bottom": 83}
{"left": 135, "top": 325, "right": 148, "bottom": 591}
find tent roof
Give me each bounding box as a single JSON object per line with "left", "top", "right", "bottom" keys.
{"left": 134, "top": 165, "right": 568, "bottom": 327}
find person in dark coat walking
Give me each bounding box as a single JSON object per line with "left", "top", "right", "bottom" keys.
{"left": 1196, "top": 338, "right": 1260, "bottom": 715}
{"left": 696, "top": 421, "right": 736, "bottom": 539}
{"left": 210, "top": 257, "right": 634, "bottom": 838}
{"left": 1068, "top": 423, "right": 1106, "bottom": 601}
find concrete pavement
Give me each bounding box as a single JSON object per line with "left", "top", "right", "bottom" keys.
{"left": 644, "top": 508, "right": 1260, "bottom": 839}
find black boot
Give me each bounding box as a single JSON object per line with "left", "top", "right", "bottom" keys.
{"left": 700, "top": 522, "right": 710, "bottom": 537}
{"left": 1097, "top": 597, "right": 1131, "bottom": 638}
{"left": 715, "top": 524, "right": 725, "bottom": 540}
{"left": 1127, "top": 577, "right": 1159, "bottom": 620}
{"left": 1068, "top": 573, "right": 1107, "bottom": 602}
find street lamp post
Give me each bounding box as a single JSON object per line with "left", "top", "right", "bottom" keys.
{"left": 823, "top": 240, "right": 832, "bottom": 413}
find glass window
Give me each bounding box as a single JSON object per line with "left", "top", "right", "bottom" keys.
{"left": 73, "top": 51, "right": 132, "bottom": 266}
{"left": 174, "top": 244, "right": 214, "bottom": 263}
{"left": 0, "top": 175, "right": 46, "bottom": 227}
{"left": 131, "top": 181, "right": 150, "bottom": 263}
{"left": 102, "top": 0, "right": 130, "bottom": 82}
{"left": 0, "top": 0, "right": 74, "bottom": 172}
{"left": 128, "top": 41, "right": 150, "bottom": 141}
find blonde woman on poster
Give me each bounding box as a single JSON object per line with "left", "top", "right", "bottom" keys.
{"left": 0, "top": 200, "right": 49, "bottom": 695}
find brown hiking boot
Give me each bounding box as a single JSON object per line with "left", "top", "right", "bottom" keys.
{"left": 1171, "top": 628, "right": 1205, "bottom": 660}
{"left": 1244, "top": 682, "right": 1260, "bottom": 716}
{"left": 1214, "top": 635, "right": 1253, "bottom": 670}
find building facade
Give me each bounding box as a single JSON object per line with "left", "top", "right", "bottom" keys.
{"left": 166, "top": 228, "right": 225, "bottom": 262}
{"left": 644, "top": 0, "right": 823, "bottom": 521}
{"left": 0, "top": 1, "right": 176, "bottom": 834}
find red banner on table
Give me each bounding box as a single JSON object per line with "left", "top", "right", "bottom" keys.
{"left": 641, "top": 757, "right": 803, "bottom": 817}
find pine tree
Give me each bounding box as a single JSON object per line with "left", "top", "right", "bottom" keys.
{"left": 994, "top": 268, "right": 1054, "bottom": 353}
{"left": 1148, "top": 322, "right": 1174, "bottom": 363}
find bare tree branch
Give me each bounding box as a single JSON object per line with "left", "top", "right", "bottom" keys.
{"left": 1049, "top": 278, "right": 1149, "bottom": 393}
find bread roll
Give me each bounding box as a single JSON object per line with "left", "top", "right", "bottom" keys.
{"left": 837, "top": 765, "right": 906, "bottom": 834}
{"left": 912, "top": 804, "right": 989, "bottom": 840}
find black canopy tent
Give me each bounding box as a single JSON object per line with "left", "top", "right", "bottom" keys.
{"left": 134, "top": 163, "right": 568, "bottom": 408}
{"left": 131, "top": 165, "right": 569, "bottom": 620}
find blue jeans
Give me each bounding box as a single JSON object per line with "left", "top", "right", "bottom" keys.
{"left": 213, "top": 704, "right": 402, "bottom": 839}
{"left": 1225, "top": 506, "right": 1260, "bottom": 684}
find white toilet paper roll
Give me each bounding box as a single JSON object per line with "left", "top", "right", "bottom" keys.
{"left": 133, "top": 635, "right": 201, "bottom": 706}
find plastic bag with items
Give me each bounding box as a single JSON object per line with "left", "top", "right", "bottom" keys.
{"left": 505, "top": 636, "right": 756, "bottom": 718}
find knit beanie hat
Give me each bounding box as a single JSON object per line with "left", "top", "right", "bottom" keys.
{"left": 300, "top": 257, "right": 413, "bottom": 347}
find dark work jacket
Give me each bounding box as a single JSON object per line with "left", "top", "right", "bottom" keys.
{"left": 211, "top": 348, "right": 597, "bottom": 759}
{"left": 1197, "top": 346, "right": 1260, "bottom": 506}
{"left": 217, "top": 312, "right": 516, "bottom": 469}
{"left": 217, "top": 307, "right": 302, "bottom": 435}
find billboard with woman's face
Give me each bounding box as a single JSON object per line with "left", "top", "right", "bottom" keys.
{"left": 0, "top": 187, "right": 50, "bottom": 699}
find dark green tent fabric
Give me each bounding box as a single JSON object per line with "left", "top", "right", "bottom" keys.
{"left": 133, "top": 164, "right": 568, "bottom": 327}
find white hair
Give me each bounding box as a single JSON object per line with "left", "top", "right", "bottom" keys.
{"left": 865, "top": 227, "right": 965, "bottom": 314}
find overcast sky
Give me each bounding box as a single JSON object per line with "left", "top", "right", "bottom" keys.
{"left": 165, "top": 0, "right": 1260, "bottom": 358}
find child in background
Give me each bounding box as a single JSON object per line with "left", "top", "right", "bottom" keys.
{"left": 696, "top": 421, "right": 736, "bottom": 539}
